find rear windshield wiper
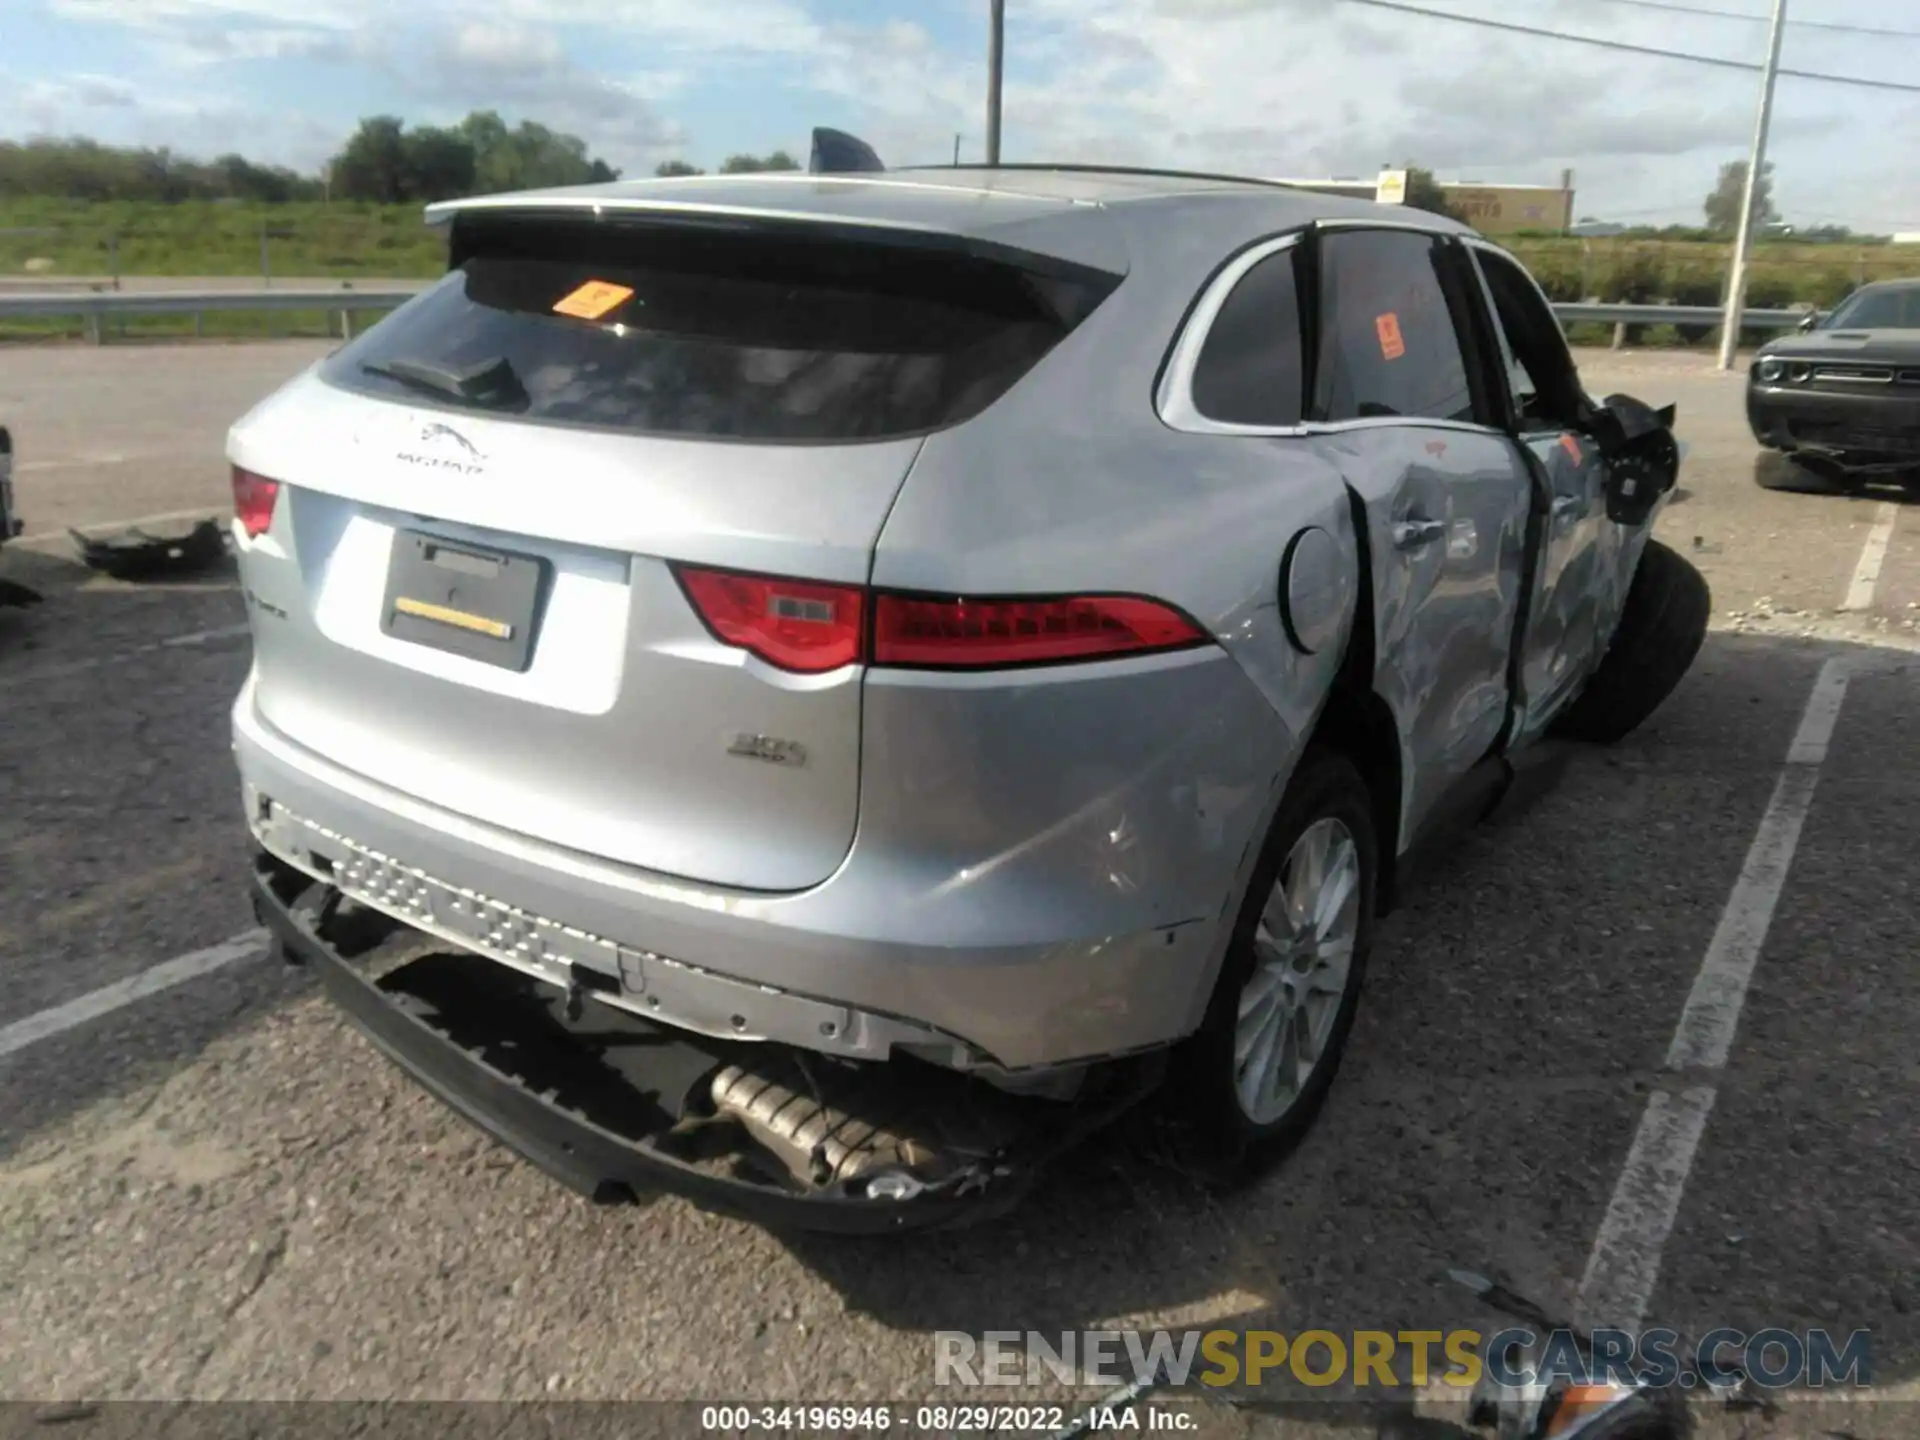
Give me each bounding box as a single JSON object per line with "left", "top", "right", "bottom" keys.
{"left": 360, "top": 355, "right": 530, "bottom": 411}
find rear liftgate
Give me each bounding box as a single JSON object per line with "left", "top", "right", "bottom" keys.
{"left": 252, "top": 851, "right": 1161, "bottom": 1232}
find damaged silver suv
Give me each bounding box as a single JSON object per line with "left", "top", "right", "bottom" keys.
{"left": 232, "top": 162, "right": 1703, "bottom": 1229}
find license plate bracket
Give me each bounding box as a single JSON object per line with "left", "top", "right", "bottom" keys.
{"left": 380, "top": 529, "right": 548, "bottom": 672}
{"left": 1838, "top": 429, "right": 1906, "bottom": 451}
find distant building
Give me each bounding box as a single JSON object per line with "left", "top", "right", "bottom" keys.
{"left": 1894, "top": 233, "right": 1920, "bottom": 246}
{"left": 1266, "top": 168, "right": 1577, "bottom": 236}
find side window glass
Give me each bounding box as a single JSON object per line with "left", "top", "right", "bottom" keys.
{"left": 1315, "top": 230, "right": 1475, "bottom": 424}
{"left": 1480, "top": 286, "right": 1544, "bottom": 424}
{"left": 1190, "top": 248, "right": 1305, "bottom": 426}
{"left": 1473, "top": 247, "right": 1582, "bottom": 429}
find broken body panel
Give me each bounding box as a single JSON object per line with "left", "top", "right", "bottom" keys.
{"left": 228, "top": 164, "right": 1682, "bottom": 1224}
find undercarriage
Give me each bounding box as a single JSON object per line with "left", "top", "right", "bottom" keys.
{"left": 251, "top": 849, "right": 1164, "bottom": 1232}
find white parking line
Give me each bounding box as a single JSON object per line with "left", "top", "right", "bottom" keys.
{"left": 5, "top": 623, "right": 250, "bottom": 685}
{"left": 0, "top": 930, "right": 267, "bottom": 1062}
{"left": 1574, "top": 655, "right": 1852, "bottom": 1330}
{"left": 1574, "top": 1087, "right": 1718, "bottom": 1334}
{"left": 17, "top": 455, "right": 149, "bottom": 475}
{"left": 1665, "top": 660, "right": 1848, "bottom": 1071}
{"left": 1841, "top": 502, "right": 1899, "bottom": 612}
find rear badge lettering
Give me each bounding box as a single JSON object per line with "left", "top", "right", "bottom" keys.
{"left": 395, "top": 422, "right": 486, "bottom": 476}
{"left": 727, "top": 733, "right": 808, "bottom": 768}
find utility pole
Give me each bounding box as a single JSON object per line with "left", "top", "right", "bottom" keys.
{"left": 1718, "top": 0, "right": 1788, "bottom": 372}
{"left": 953, "top": 133, "right": 962, "bottom": 166}
{"left": 986, "top": 0, "right": 1004, "bottom": 166}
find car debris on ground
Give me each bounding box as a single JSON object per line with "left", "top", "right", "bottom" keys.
{"left": 67, "top": 518, "right": 228, "bottom": 581}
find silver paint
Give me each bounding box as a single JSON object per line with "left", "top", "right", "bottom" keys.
{"left": 226, "top": 168, "right": 1671, "bottom": 1075}
{"left": 1279, "top": 526, "right": 1350, "bottom": 656}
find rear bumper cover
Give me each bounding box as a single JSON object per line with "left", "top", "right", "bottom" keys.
{"left": 232, "top": 668, "right": 1257, "bottom": 1073}
{"left": 254, "top": 850, "right": 1157, "bottom": 1232}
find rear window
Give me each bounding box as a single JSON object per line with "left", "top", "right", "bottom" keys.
{"left": 320, "top": 214, "right": 1119, "bottom": 443}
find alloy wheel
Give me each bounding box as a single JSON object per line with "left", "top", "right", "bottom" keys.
{"left": 1232, "top": 816, "right": 1362, "bottom": 1126}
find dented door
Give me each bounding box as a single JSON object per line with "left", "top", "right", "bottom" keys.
{"left": 1320, "top": 426, "right": 1531, "bottom": 852}
{"left": 1309, "top": 227, "right": 1533, "bottom": 854}
{"left": 1464, "top": 242, "right": 1622, "bottom": 735}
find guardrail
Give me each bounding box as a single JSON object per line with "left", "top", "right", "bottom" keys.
{"left": 0, "top": 288, "right": 1813, "bottom": 344}
{"left": 1555, "top": 302, "right": 1805, "bottom": 328}
{"left": 1555, "top": 301, "right": 1811, "bottom": 348}
{"left": 0, "top": 286, "right": 428, "bottom": 342}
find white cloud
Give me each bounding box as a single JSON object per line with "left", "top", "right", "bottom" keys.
{"left": 450, "top": 22, "right": 567, "bottom": 73}
{"left": 395, "top": 21, "right": 687, "bottom": 166}
{"left": 49, "top": 0, "right": 366, "bottom": 30}
{"left": 10, "top": 0, "right": 1914, "bottom": 228}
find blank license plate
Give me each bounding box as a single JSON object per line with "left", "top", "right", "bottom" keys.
{"left": 1834, "top": 427, "right": 1906, "bottom": 450}
{"left": 380, "top": 530, "right": 548, "bottom": 672}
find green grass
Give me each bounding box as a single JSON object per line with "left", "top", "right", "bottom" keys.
{"left": 0, "top": 198, "right": 447, "bottom": 279}
{"left": 6, "top": 199, "right": 1917, "bottom": 293}
{"left": 1502, "top": 235, "right": 1916, "bottom": 310}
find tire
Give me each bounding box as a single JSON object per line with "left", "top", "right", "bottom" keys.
{"left": 1168, "top": 747, "right": 1379, "bottom": 1185}
{"left": 1552, "top": 539, "right": 1710, "bottom": 745}
{"left": 1753, "top": 449, "right": 1860, "bottom": 496}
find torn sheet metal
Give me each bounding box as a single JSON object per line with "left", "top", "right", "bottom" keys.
{"left": 69, "top": 518, "right": 228, "bottom": 581}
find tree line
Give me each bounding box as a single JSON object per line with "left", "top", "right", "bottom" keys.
{"left": 0, "top": 112, "right": 804, "bottom": 205}
{"left": 0, "top": 137, "right": 322, "bottom": 203}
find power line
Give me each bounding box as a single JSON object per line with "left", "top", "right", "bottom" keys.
{"left": 1337, "top": 0, "right": 1920, "bottom": 91}
{"left": 1570, "top": 0, "right": 1920, "bottom": 41}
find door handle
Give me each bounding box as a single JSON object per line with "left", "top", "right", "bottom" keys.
{"left": 1392, "top": 517, "right": 1447, "bottom": 551}
{"left": 1552, "top": 495, "right": 1585, "bottom": 518}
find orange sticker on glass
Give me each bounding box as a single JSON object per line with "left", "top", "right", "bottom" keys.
{"left": 1560, "top": 434, "right": 1584, "bottom": 464}
{"left": 552, "top": 280, "right": 634, "bottom": 320}
{"left": 1375, "top": 312, "right": 1406, "bottom": 360}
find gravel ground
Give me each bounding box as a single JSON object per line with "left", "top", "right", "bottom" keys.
{"left": 1, "top": 343, "right": 1915, "bottom": 1437}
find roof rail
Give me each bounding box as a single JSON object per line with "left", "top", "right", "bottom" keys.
{"left": 892, "top": 162, "right": 1308, "bottom": 193}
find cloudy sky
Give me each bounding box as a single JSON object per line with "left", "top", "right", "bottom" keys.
{"left": 2, "top": 0, "right": 1914, "bottom": 230}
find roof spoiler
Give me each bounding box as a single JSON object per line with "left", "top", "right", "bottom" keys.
{"left": 809, "top": 127, "right": 885, "bottom": 175}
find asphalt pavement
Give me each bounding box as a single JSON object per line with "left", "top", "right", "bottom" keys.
{"left": 0, "top": 342, "right": 1916, "bottom": 1437}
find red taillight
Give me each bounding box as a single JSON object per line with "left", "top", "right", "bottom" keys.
{"left": 675, "top": 565, "right": 865, "bottom": 674}
{"left": 231, "top": 466, "right": 279, "bottom": 539}
{"left": 675, "top": 564, "right": 1207, "bottom": 673}
{"left": 873, "top": 593, "right": 1205, "bottom": 668}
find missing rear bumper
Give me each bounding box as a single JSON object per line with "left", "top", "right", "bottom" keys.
{"left": 251, "top": 848, "right": 1160, "bottom": 1231}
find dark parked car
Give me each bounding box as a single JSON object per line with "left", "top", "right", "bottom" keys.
{"left": 1750, "top": 278, "right": 1920, "bottom": 493}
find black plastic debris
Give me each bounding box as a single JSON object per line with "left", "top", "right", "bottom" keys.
{"left": 0, "top": 577, "right": 42, "bottom": 608}
{"left": 69, "top": 518, "right": 228, "bottom": 581}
